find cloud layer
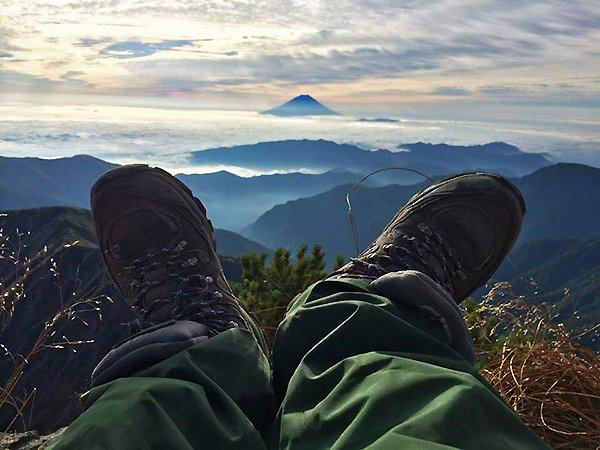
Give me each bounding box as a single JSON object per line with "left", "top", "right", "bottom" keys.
{"left": 0, "top": 0, "right": 598, "bottom": 109}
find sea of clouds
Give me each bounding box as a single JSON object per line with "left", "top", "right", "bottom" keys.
{"left": 1, "top": 101, "right": 598, "bottom": 176}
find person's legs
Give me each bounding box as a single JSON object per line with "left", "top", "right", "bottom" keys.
{"left": 271, "top": 275, "right": 548, "bottom": 450}
{"left": 50, "top": 165, "right": 275, "bottom": 449}
{"left": 51, "top": 327, "right": 273, "bottom": 450}
{"left": 271, "top": 173, "right": 550, "bottom": 449}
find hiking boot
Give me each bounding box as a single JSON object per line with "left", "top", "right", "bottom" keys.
{"left": 90, "top": 164, "right": 268, "bottom": 354}
{"left": 328, "top": 172, "right": 525, "bottom": 302}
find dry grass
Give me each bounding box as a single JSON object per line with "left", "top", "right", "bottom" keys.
{"left": 473, "top": 282, "right": 600, "bottom": 450}
{"left": 0, "top": 221, "right": 110, "bottom": 431}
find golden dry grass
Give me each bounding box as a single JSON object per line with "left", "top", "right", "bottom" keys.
{"left": 476, "top": 283, "right": 600, "bottom": 450}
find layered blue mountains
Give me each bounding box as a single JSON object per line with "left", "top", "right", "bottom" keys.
{"left": 1, "top": 139, "right": 552, "bottom": 230}
{"left": 190, "top": 139, "right": 550, "bottom": 179}
{"left": 0, "top": 140, "right": 596, "bottom": 317}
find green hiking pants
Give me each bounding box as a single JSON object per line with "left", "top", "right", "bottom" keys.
{"left": 50, "top": 277, "right": 549, "bottom": 449}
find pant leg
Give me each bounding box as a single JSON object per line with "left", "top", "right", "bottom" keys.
{"left": 49, "top": 328, "right": 274, "bottom": 450}
{"left": 271, "top": 275, "right": 550, "bottom": 450}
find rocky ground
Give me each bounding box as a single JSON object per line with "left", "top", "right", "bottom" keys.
{"left": 0, "top": 429, "right": 65, "bottom": 450}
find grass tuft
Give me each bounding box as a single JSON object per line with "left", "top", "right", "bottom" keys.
{"left": 468, "top": 282, "right": 600, "bottom": 450}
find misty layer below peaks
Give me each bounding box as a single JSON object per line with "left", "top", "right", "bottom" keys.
{"left": 0, "top": 139, "right": 551, "bottom": 230}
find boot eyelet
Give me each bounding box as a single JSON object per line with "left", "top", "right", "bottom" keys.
{"left": 418, "top": 223, "right": 433, "bottom": 236}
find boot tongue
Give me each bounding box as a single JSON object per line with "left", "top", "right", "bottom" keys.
{"left": 143, "top": 267, "right": 182, "bottom": 322}
{"left": 109, "top": 209, "right": 177, "bottom": 260}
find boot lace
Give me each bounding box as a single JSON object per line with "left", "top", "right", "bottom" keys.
{"left": 124, "top": 240, "right": 243, "bottom": 334}
{"left": 350, "top": 223, "right": 466, "bottom": 295}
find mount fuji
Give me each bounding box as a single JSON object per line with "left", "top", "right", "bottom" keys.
{"left": 262, "top": 94, "right": 340, "bottom": 117}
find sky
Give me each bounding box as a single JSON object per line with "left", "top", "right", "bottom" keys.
{"left": 0, "top": 1, "right": 599, "bottom": 169}
{"left": 1, "top": 0, "right": 599, "bottom": 111}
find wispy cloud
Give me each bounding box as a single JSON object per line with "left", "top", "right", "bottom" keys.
{"left": 431, "top": 87, "right": 472, "bottom": 96}
{"left": 480, "top": 86, "right": 529, "bottom": 96}
{"left": 76, "top": 37, "right": 113, "bottom": 47}
{"left": 0, "top": 70, "right": 91, "bottom": 93}
{"left": 59, "top": 70, "right": 94, "bottom": 88}
{"left": 0, "top": 0, "right": 598, "bottom": 108}
{"left": 0, "top": 70, "right": 59, "bottom": 92}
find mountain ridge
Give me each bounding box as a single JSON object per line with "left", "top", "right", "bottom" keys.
{"left": 191, "top": 139, "right": 551, "bottom": 178}
{"left": 0, "top": 154, "right": 118, "bottom": 210}
{"left": 244, "top": 162, "right": 600, "bottom": 257}
{"left": 0, "top": 139, "right": 555, "bottom": 229}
